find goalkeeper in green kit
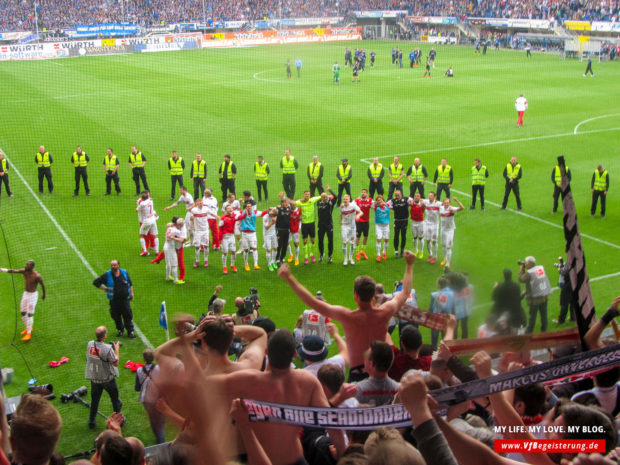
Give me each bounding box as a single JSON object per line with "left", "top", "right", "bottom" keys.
{"left": 332, "top": 61, "right": 340, "bottom": 84}
{"left": 297, "top": 190, "right": 322, "bottom": 264}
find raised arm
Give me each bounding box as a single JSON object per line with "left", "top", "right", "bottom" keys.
{"left": 235, "top": 325, "right": 268, "bottom": 370}
{"left": 381, "top": 251, "right": 415, "bottom": 314}
{"left": 584, "top": 296, "right": 620, "bottom": 349}
{"left": 326, "top": 323, "right": 349, "bottom": 367}
{"left": 278, "top": 264, "right": 351, "bottom": 321}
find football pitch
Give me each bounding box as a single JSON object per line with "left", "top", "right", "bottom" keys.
{"left": 0, "top": 40, "right": 619, "bottom": 454}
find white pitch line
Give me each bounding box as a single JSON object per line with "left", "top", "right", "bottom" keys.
{"left": 472, "top": 270, "right": 620, "bottom": 310}
{"left": 573, "top": 113, "right": 620, "bottom": 134}
{"left": 1, "top": 149, "right": 154, "bottom": 349}
{"left": 253, "top": 69, "right": 293, "bottom": 83}
{"left": 359, "top": 127, "right": 620, "bottom": 163}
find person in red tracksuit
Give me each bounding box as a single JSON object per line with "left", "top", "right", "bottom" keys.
{"left": 286, "top": 201, "right": 302, "bottom": 265}
{"left": 354, "top": 189, "right": 373, "bottom": 261}
{"left": 408, "top": 193, "right": 425, "bottom": 259}
{"left": 219, "top": 205, "right": 239, "bottom": 274}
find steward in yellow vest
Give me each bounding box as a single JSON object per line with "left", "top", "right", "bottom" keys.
{"left": 433, "top": 158, "right": 453, "bottom": 201}
{"left": 104, "top": 148, "right": 121, "bottom": 195}
{"left": 72, "top": 145, "right": 90, "bottom": 196}
{"left": 501, "top": 156, "right": 522, "bottom": 210}
{"left": 129, "top": 146, "right": 149, "bottom": 195}
{"left": 590, "top": 165, "right": 609, "bottom": 217}
{"left": 551, "top": 165, "right": 570, "bottom": 213}
{"left": 191, "top": 153, "right": 207, "bottom": 199}
{"left": 280, "top": 149, "right": 298, "bottom": 199}
{"left": 254, "top": 155, "right": 270, "bottom": 201}
{"left": 307, "top": 155, "right": 324, "bottom": 196}
{"left": 470, "top": 158, "right": 488, "bottom": 210}
{"left": 35, "top": 145, "right": 54, "bottom": 194}
{"left": 168, "top": 150, "right": 185, "bottom": 201}
{"left": 336, "top": 158, "right": 352, "bottom": 206}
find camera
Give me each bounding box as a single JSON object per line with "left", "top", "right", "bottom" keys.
{"left": 61, "top": 386, "right": 88, "bottom": 403}
{"left": 239, "top": 287, "right": 260, "bottom": 316}
{"left": 517, "top": 260, "right": 526, "bottom": 266}
{"left": 554, "top": 256, "right": 565, "bottom": 270}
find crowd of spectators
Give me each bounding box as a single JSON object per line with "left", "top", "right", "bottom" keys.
{"left": 0, "top": 257, "right": 618, "bottom": 465}
{"left": 0, "top": 0, "right": 618, "bottom": 32}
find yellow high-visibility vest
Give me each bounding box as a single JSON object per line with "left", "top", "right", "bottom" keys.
{"left": 338, "top": 164, "right": 351, "bottom": 184}
{"left": 282, "top": 156, "right": 296, "bottom": 174}
{"left": 72, "top": 152, "right": 88, "bottom": 167}
{"left": 410, "top": 165, "right": 425, "bottom": 182}
{"left": 472, "top": 165, "right": 487, "bottom": 185}
{"left": 169, "top": 157, "right": 183, "bottom": 175}
{"left": 308, "top": 162, "right": 321, "bottom": 180}
{"left": 436, "top": 165, "right": 451, "bottom": 183}
{"left": 255, "top": 162, "right": 269, "bottom": 180}
{"left": 369, "top": 163, "right": 383, "bottom": 178}
{"left": 506, "top": 163, "right": 521, "bottom": 180}
{"left": 130, "top": 152, "right": 145, "bottom": 168}
{"left": 105, "top": 155, "right": 118, "bottom": 172}
{"left": 36, "top": 152, "right": 51, "bottom": 167}
{"left": 220, "top": 161, "right": 234, "bottom": 179}
{"left": 554, "top": 165, "right": 569, "bottom": 186}
{"left": 593, "top": 170, "right": 608, "bottom": 191}
{"left": 389, "top": 163, "right": 403, "bottom": 178}
{"left": 192, "top": 160, "right": 206, "bottom": 178}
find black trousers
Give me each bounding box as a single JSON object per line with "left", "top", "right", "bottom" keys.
{"left": 552, "top": 185, "right": 562, "bottom": 212}
{"left": 393, "top": 219, "right": 408, "bottom": 253}
{"left": 276, "top": 228, "right": 290, "bottom": 262}
{"left": 387, "top": 182, "right": 402, "bottom": 200}
{"left": 318, "top": 224, "right": 334, "bottom": 258}
{"left": 558, "top": 286, "right": 576, "bottom": 323}
{"left": 369, "top": 181, "right": 384, "bottom": 198}
{"left": 109, "top": 299, "right": 134, "bottom": 333}
{"left": 256, "top": 180, "right": 268, "bottom": 201}
{"left": 132, "top": 168, "right": 149, "bottom": 194}
{"left": 221, "top": 179, "right": 235, "bottom": 202}
{"left": 337, "top": 183, "right": 351, "bottom": 206}
{"left": 283, "top": 174, "right": 296, "bottom": 199}
{"left": 170, "top": 175, "right": 184, "bottom": 199}
{"left": 90, "top": 379, "right": 122, "bottom": 424}
{"left": 409, "top": 182, "right": 424, "bottom": 198}
{"left": 38, "top": 167, "right": 53, "bottom": 193}
{"left": 105, "top": 172, "right": 121, "bottom": 194}
{"left": 472, "top": 185, "right": 485, "bottom": 208}
{"left": 591, "top": 191, "right": 606, "bottom": 216}
{"left": 436, "top": 183, "right": 450, "bottom": 201}
{"left": 74, "top": 167, "right": 89, "bottom": 195}
{"left": 193, "top": 178, "right": 205, "bottom": 200}
{"left": 309, "top": 180, "right": 323, "bottom": 196}
{"left": 0, "top": 173, "right": 11, "bottom": 196}
{"left": 502, "top": 182, "right": 521, "bottom": 209}
{"left": 454, "top": 317, "right": 469, "bottom": 339}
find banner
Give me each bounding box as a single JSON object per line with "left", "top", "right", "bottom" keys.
{"left": 244, "top": 345, "right": 620, "bottom": 429}
{"left": 591, "top": 21, "right": 620, "bottom": 32}
{"left": 445, "top": 328, "right": 580, "bottom": 355}
{"left": 406, "top": 16, "right": 457, "bottom": 24}
{"left": 0, "top": 43, "right": 70, "bottom": 61}
{"left": 564, "top": 21, "right": 592, "bottom": 31}
{"left": 396, "top": 305, "right": 449, "bottom": 331}
{"left": 72, "top": 23, "right": 139, "bottom": 38}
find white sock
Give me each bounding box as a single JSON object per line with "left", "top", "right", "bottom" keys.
{"left": 253, "top": 250, "right": 258, "bottom": 266}
{"left": 231, "top": 252, "right": 236, "bottom": 266}
{"left": 287, "top": 244, "right": 292, "bottom": 256}
{"left": 195, "top": 249, "right": 201, "bottom": 262}
{"left": 433, "top": 242, "right": 438, "bottom": 256}
{"left": 154, "top": 238, "right": 159, "bottom": 253}
{"left": 295, "top": 245, "right": 300, "bottom": 260}
{"left": 349, "top": 247, "right": 355, "bottom": 262}
{"left": 203, "top": 246, "right": 209, "bottom": 261}
{"left": 243, "top": 251, "right": 249, "bottom": 266}
{"left": 271, "top": 250, "right": 277, "bottom": 263}
{"left": 166, "top": 262, "right": 171, "bottom": 279}
{"left": 27, "top": 316, "right": 33, "bottom": 332}
{"left": 140, "top": 237, "right": 146, "bottom": 252}
{"left": 382, "top": 241, "right": 387, "bottom": 253}
{"left": 446, "top": 248, "right": 452, "bottom": 264}
{"left": 343, "top": 245, "right": 348, "bottom": 260}
{"left": 222, "top": 253, "right": 227, "bottom": 267}
{"left": 21, "top": 314, "right": 28, "bottom": 328}
{"left": 376, "top": 242, "right": 381, "bottom": 255}
{"left": 172, "top": 266, "right": 178, "bottom": 281}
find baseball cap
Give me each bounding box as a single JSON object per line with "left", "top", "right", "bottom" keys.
{"left": 342, "top": 158, "right": 348, "bottom": 162}
{"left": 300, "top": 335, "right": 328, "bottom": 362}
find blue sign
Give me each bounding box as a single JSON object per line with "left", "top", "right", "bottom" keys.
{"left": 74, "top": 23, "right": 138, "bottom": 37}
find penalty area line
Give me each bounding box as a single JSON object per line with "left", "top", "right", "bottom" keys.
{"left": 1, "top": 148, "right": 154, "bottom": 349}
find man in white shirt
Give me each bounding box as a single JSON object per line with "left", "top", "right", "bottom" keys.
{"left": 515, "top": 93, "right": 528, "bottom": 127}
{"left": 190, "top": 197, "right": 216, "bottom": 268}
{"left": 422, "top": 191, "right": 441, "bottom": 264}
{"left": 339, "top": 195, "right": 362, "bottom": 266}
{"left": 203, "top": 188, "right": 220, "bottom": 250}
{"left": 136, "top": 191, "right": 159, "bottom": 256}
{"left": 439, "top": 196, "right": 464, "bottom": 268}
{"left": 164, "top": 185, "right": 194, "bottom": 245}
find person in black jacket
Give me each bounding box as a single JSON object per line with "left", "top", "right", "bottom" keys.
{"left": 491, "top": 268, "right": 525, "bottom": 333}
{"left": 317, "top": 186, "right": 336, "bottom": 264}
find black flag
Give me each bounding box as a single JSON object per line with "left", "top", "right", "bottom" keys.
{"left": 558, "top": 155, "right": 597, "bottom": 350}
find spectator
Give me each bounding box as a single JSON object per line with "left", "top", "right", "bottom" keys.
{"left": 354, "top": 341, "right": 399, "bottom": 406}
{"left": 386, "top": 325, "right": 431, "bottom": 381}
{"left": 300, "top": 323, "right": 349, "bottom": 376}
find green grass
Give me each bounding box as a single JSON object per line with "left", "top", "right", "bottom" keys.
{"left": 0, "top": 41, "right": 619, "bottom": 455}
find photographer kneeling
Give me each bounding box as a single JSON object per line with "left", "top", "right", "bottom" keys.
{"left": 518, "top": 256, "right": 551, "bottom": 333}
